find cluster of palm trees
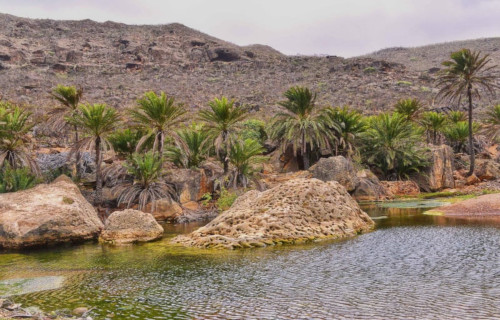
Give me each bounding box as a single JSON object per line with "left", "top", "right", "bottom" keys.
{"left": 0, "top": 48, "right": 497, "bottom": 210}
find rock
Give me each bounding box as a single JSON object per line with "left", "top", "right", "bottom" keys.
{"left": 352, "top": 169, "right": 389, "bottom": 201}
{"left": 426, "top": 145, "right": 455, "bottom": 191}
{"left": 0, "top": 175, "right": 103, "bottom": 249}
{"left": 165, "top": 167, "right": 218, "bottom": 204}
{"left": 381, "top": 180, "right": 420, "bottom": 197}
{"left": 466, "top": 174, "right": 480, "bottom": 186}
{"left": 308, "top": 156, "right": 359, "bottom": 192}
{"left": 72, "top": 307, "right": 89, "bottom": 316}
{"left": 207, "top": 47, "right": 241, "bottom": 62}
{"left": 172, "top": 178, "right": 374, "bottom": 249}
{"left": 259, "top": 171, "right": 311, "bottom": 190}
{"left": 147, "top": 199, "right": 183, "bottom": 221}
{"left": 100, "top": 209, "right": 163, "bottom": 244}
{"left": 474, "top": 159, "right": 500, "bottom": 181}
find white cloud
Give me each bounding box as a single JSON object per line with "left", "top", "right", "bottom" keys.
{"left": 0, "top": 0, "right": 499, "bottom": 56}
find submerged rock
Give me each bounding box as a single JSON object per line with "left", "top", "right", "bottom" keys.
{"left": 100, "top": 209, "right": 164, "bottom": 244}
{"left": 0, "top": 175, "right": 103, "bottom": 249}
{"left": 172, "top": 178, "right": 374, "bottom": 249}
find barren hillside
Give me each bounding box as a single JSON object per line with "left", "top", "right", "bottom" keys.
{"left": 0, "top": 13, "right": 498, "bottom": 115}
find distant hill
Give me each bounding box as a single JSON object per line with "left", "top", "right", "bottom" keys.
{"left": 0, "top": 13, "right": 498, "bottom": 115}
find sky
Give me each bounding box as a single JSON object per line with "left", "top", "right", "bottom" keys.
{"left": 0, "top": 0, "right": 499, "bottom": 57}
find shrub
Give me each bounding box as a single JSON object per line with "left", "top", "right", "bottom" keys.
{"left": 108, "top": 128, "right": 148, "bottom": 156}
{"left": 216, "top": 186, "right": 238, "bottom": 211}
{"left": 240, "top": 119, "right": 268, "bottom": 145}
{"left": 0, "top": 165, "right": 39, "bottom": 193}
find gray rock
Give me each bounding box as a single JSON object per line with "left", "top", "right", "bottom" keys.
{"left": 308, "top": 156, "right": 359, "bottom": 192}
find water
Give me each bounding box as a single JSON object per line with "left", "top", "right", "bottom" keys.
{"left": 0, "top": 200, "right": 499, "bottom": 319}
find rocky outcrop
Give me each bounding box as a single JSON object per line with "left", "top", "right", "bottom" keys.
{"left": 381, "top": 180, "right": 420, "bottom": 197}
{"left": 100, "top": 209, "right": 163, "bottom": 244}
{"left": 165, "top": 168, "right": 213, "bottom": 204}
{"left": 475, "top": 159, "right": 500, "bottom": 181}
{"left": 172, "top": 178, "right": 374, "bottom": 249}
{"left": 308, "top": 156, "right": 359, "bottom": 192}
{"left": 0, "top": 175, "right": 103, "bottom": 249}
{"left": 352, "top": 169, "right": 389, "bottom": 201}
{"left": 426, "top": 145, "right": 455, "bottom": 191}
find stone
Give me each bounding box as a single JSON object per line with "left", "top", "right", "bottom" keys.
{"left": 381, "top": 180, "right": 420, "bottom": 197}
{"left": 426, "top": 145, "right": 455, "bottom": 191}
{"left": 352, "top": 169, "right": 389, "bottom": 201}
{"left": 72, "top": 307, "right": 89, "bottom": 316}
{"left": 466, "top": 174, "right": 480, "bottom": 186}
{"left": 100, "top": 209, "right": 164, "bottom": 244}
{"left": 148, "top": 199, "right": 183, "bottom": 221}
{"left": 207, "top": 47, "right": 241, "bottom": 62}
{"left": 0, "top": 175, "right": 103, "bottom": 249}
{"left": 427, "top": 193, "right": 500, "bottom": 217}
{"left": 172, "top": 178, "right": 374, "bottom": 249}
{"left": 308, "top": 156, "right": 359, "bottom": 192}
{"left": 165, "top": 167, "right": 218, "bottom": 204}
{"left": 474, "top": 159, "right": 500, "bottom": 181}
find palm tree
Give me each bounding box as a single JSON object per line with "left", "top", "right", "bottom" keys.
{"left": 361, "top": 113, "right": 428, "bottom": 179}
{"left": 114, "top": 152, "right": 175, "bottom": 212}
{"left": 228, "top": 138, "right": 267, "bottom": 188}
{"left": 67, "top": 104, "right": 120, "bottom": 206}
{"left": 482, "top": 104, "right": 500, "bottom": 142}
{"left": 198, "top": 96, "right": 247, "bottom": 173}
{"left": 130, "top": 91, "right": 186, "bottom": 161}
{"left": 447, "top": 110, "right": 467, "bottom": 123}
{"left": 328, "top": 106, "right": 366, "bottom": 158}
{"left": 443, "top": 121, "right": 479, "bottom": 153}
{"left": 394, "top": 98, "right": 422, "bottom": 122}
{"left": 437, "top": 49, "right": 497, "bottom": 175}
{"left": 270, "top": 86, "right": 336, "bottom": 169}
{"left": 165, "top": 124, "right": 211, "bottom": 169}
{"left": 420, "top": 111, "right": 447, "bottom": 144}
{"left": 0, "top": 104, "right": 39, "bottom": 173}
{"left": 50, "top": 85, "right": 83, "bottom": 178}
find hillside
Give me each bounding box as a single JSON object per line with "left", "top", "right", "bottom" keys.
{"left": 0, "top": 13, "right": 498, "bottom": 115}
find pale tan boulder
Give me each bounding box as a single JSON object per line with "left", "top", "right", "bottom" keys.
{"left": 100, "top": 209, "right": 163, "bottom": 244}
{"left": 381, "top": 180, "right": 420, "bottom": 197}
{"left": 172, "top": 178, "right": 374, "bottom": 249}
{"left": 0, "top": 175, "right": 103, "bottom": 249}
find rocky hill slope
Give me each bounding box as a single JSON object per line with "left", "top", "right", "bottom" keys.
{"left": 0, "top": 13, "right": 498, "bottom": 115}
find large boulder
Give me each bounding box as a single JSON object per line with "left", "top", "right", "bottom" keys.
{"left": 352, "top": 169, "right": 389, "bottom": 201}
{"left": 100, "top": 209, "right": 164, "bottom": 244}
{"left": 474, "top": 159, "right": 500, "bottom": 181}
{"left": 381, "top": 180, "right": 420, "bottom": 197}
{"left": 426, "top": 145, "right": 455, "bottom": 191}
{"left": 172, "top": 178, "right": 374, "bottom": 249}
{"left": 308, "top": 156, "right": 359, "bottom": 191}
{"left": 0, "top": 175, "right": 103, "bottom": 249}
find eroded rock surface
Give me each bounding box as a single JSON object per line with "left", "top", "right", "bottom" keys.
{"left": 100, "top": 209, "right": 163, "bottom": 244}
{"left": 0, "top": 175, "right": 103, "bottom": 249}
{"left": 308, "top": 156, "right": 359, "bottom": 191}
{"left": 173, "top": 178, "right": 374, "bottom": 249}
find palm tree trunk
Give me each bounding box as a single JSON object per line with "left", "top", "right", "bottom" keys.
{"left": 302, "top": 131, "right": 310, "bottom": 169}
{"left": 222, "top": 131, "right": 229, "bottom": 174}
{"left": 94, "top": 136, "right": 103, "bottom": 206}
{"left": 74, "top": 125, "right": 81, "bottom": 180}
{"left": 467, "top": 84, "right": 475, "bottom": 176}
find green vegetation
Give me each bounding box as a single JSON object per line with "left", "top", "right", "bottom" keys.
{"left": 443, "top": 121, "right": 479, "bottom": 153}
{"left": 108, "top": 128, "right": 148, "bottom": 156}
{"left": 437, "top": 49, "right": 497, "bottom": 175}
{"left": 420, "top": 111, "right": 446, "bottom": 144}
{"left": 270, "top": 86, "right": 337, "bottom": 169}
{"left": 165, "top": 124, "right": 210, "bottom": 169}
{"left": 328, "top": 106, "right": 366, "bottom": 158}
{"left": 0, "top": 164, "right": 38, "bottom": 193}
{"left": 67, "top": 103, "right": 120, "bottom": 205}
{"left": 216, "top": 186, "right": 238, "bottom": 211}
{"left": 114, "top": 152, "right": 175, "bottom": 211}
{"left": 227, "top": 138, "right": 267, "bottom": 188}
{"left": 240, "top": 119, "right": 268, "bottom": 145}
{"left": 482, "top": 104, "right": 500, "bottom": 142}
{"left": 394, "top": 98, "right": 422, "bottom": 121}
{"left": 199, "top": 96, "right": 247, "bottom": 173}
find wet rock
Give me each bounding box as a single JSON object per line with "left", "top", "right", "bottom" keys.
{"left": 173, "top": 178, "right": 374, "bottom": 249}
{"left": 100, "top": 209, "right": 163, "bottom": 244}
{"left": 0, "top": 175, "right": 103, "bottom": 249}
{"left": 308, "top": 156, "right": 359, "bottom": 192}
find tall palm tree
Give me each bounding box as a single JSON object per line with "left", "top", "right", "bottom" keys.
{"left": 50, "top": 85, "right": 84, "bottom": 178}
{"left": 0, "top": 104, "right": 39, "bottom": 173}
{"left": 482, "top": 104, "right": 500, "bottom": 142}
{"left": 228, "top": 138, "right": 267, "bottom": 188}
{"left": 67, "top": 104, "right": 120, "bottom": 206}
{"left": 165, "top": 124, "right": 211, "bottom": 169}
{"left": 394, "top": 98, "right": 422, "bottom": 122}
{"left": 437, "top": 49, "right": 497, "bottom": 175}
{"left": 420, "top": 111, "right": 447, "bottom": 144}
{"left": 130, "top": 91, "right": 186, "bottom": 161}
{"left": 270, "top": 86, "right": 336, "bottom": 169}
{"left": 198, "top": 96, "right": 247, "bottom": 173}
{"left": 328, "top": 106, "right": 366, "bottom": 158}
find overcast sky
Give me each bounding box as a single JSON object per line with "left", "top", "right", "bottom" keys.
{"left": 0, "top": 0, "right": 499, "bottom": 57}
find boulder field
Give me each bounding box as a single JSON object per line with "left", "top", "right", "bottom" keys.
{"left": 173, "top": 178, "right": 374, "bottom": 249}
{"left": 0, "top": 175, "right": 103, "bottom": 250}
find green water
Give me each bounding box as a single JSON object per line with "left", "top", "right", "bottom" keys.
{"left": 0, "top": 200, "right": 499, "bottom": 320}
